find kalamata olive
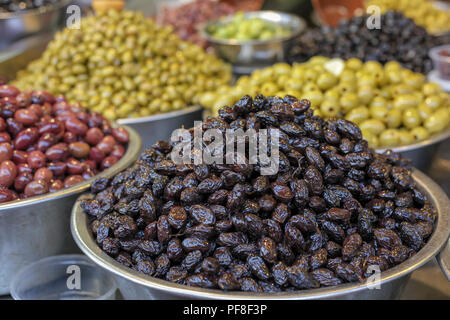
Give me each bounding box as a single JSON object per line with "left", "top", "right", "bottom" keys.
{"left": 49, "top": 179, "right": 64, "bottom": 192}
{"left": 85, "top": 127, "right": 104, "bottom": 145}
{"left": 89, "top": 147, "right": 105, "bottom": 163}
{"left": 56, "top": 112, "right": 77, "bottom": 123}
{"left": 76, "top": 112, "right": 89, "bottom": 124}
{"left": 36, "top": 133, "right": 55, "bottom": 152}
{"left": 96, "top": 136, "right": 115, "bottom": 155}
{"left": 0, "top": 142, "right": 12, "bottom": 162}
{"left": 53, "top": 101, "right": 71, "bottom": 114}
{"left": 63, "top": 131, "right": 77, "bottom": 144}
{"left": 0, "top": 118, "right": 6, "bottom": 131}
{"left": 41, "top": 103, "right": 52, "bottom": 116}
{"left": 27, "top": 104, "right": 43, "bottom": 117}
{"left": 45, "top": 143, "right": 69, "bottom": 161}
{"left": 81, "top": 159, "right": 96, "bottom": 172}
{"left": 67, "top": 158, "right": 84, "bottom": 175}
{"left": 82, "top": 169, "right": 95, "bottom": 180}
{"left": 87, "top": 113, "right": 103, "bottom": 128}
{"left": 34, "top": 167, "right": 53, "bottom": 183}
{"left": 0, "top": 85, "right": 20, "bottom": 97}
{"left": 101, "top": 156, "right": 119, "bottom": 170}
{"left": 0, "top": 132, "right": 11, "bottom": 143}
{"left": 111, "top": 144, "right": 125, "bottom": 158}
{"left": 38, "top": 119, "right": 63, "bottom": 135}
{"left": 0, "top": 160, "right": 17, "bottom": 187}
{"left": 13, "top": 150, "right": 28, "bottom": 164}
{"left": 32, "top": 91, "right": 55, "bottom": 104}
{"left": 24, "top": 179, "right": 49, "bottom": 197}
{"left": 47, "top": 162, "right": 67, "bottom": 176}
{"left": 65, "top": 117, "right": 88, "bottom": 136}
{"left": 27, "top": 150, "right": 46, "bottom": 169}
{"left": 101, "top": 123, "right": 112, "bottom": 135}
{"left": 14, "top": 109, "right": 38, "bottom": 125}
{"left": 14, "top": 127, "right": 39, "bottom": 150}
{"left": 6, "top": 118, "right": 23, "bottom": 136}
{"left": 112, "top": 127, "right": 129, "bottom": 143}
{"left": 64, "top": 175, "right": 84, "bottom": 188}
{"left": 0, "top": 187, "right": 17, "bottom": 203}
{"left": 16, "top": 163, "right": 32, "bottom": 175}
{"left": 16, "top": 92, "right": 32, "bottom": 107}
{"left": 14, "top": 172, "right": 33, "bottom": 192}
{"left": 69, "top": 142, "right": 90, "bottom": 159}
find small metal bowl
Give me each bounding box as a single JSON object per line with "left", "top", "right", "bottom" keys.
{"left": 201, "top": 11, "right": 306, "bottom": 74}
{"left": 0, "top": 0, "right": 71, "bottom": 49}
{"left": 117, "top": 106, "right": 204, "bottom": 151}
{"left": 71, "top": 169, "right": 450, "bottom": 300}
{"left": 376, "top": 128, "right": 450, "bottom": 173}
{"left": 0, "top": 125, "right": 141, "bottom": 295}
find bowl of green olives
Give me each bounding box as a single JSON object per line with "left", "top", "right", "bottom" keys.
{"left": 201, "top": 11, "right": 306, "bottom": 74}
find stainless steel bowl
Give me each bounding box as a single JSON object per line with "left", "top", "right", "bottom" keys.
{"left": 377, "top": 128, "right": 450, "bottom": 173}
{"left": 437, "top": 239, "right": 450, "bottom": 281}
{"left": 201, "top": 11, "right": 306, "bottom": 74}
{"left": 0, "top": 125, "right": 141, "bottom": 295}
{"left": 117, "top": 106, "right": 204, "bottom": 151}
{"left": 71, "top": 169, "right": 450, "bottom": 300}
{"left": 0, "top": 0, "right": 71, "bottom": 49}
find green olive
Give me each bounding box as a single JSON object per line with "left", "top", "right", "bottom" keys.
{"left": 379, "top": 129, "right": 400, "bottom": 147}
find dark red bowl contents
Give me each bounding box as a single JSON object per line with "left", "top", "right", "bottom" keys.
{"left": 437, "top": 49, "right": 450, "bottom": 80}
{"left": 0, "top": 85, "right": 130, "bottom": 204}
{"left": 157, "top": 0, "right": 262, "bottom": 53}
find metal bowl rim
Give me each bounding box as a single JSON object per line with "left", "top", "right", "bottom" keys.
{"left": 200, "top": 10, "right": 306, "bottom": 46}
{"left": 117, "top": 106, "right": 203, "bottom": 125}
{"left": 0, "top": 0, "right": 71, "bottom": 19}
{"left": 71, "top": 169, "right": 450, "bottom": 300}
{"left": 376, "top": 127, "right": 450, "bottom": 154}
{"left": 0, "top": 125, "right": 141, "bottom": 212}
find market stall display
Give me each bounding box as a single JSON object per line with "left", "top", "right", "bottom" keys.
{"left": 289, "top": 11, "right": 446, "bottom": 74}
{"left": 73, "top": 94, "right": 449, "bottom": 297}
{"left": 12, "top": 9, "right": 231, "bottom": 120}
{"left": 199, "top": 58, "right": 450, "bottom": 150}
{"left": 0, "top": 85, "right": 130, "bottom": 203}
{"left": 365, "top": 0, "right": 450, "bottom": 34}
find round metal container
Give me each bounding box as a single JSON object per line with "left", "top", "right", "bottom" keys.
{"left": 0, "top": 125, "right": 141, "bottom": 295}
{"left": 437, "top": 239, "right": 450, "bottom": 281}
{"left": 376, "top": 128, "right": 450, "bottom": 173}
{"left": 117, "top": 106, "right": 204, "bottom": 151}
{"left": 0, "top": 0, "right": 71, "bottom": 49}
{"left": 201, "top": 11, "right": 306, "bottom": 74}
{"left": 71, "top": 169, "right": 450, "bottom": 300}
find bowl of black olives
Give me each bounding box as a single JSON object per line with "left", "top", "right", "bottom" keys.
{"left": 0, "top": 0, "right": 71, "bottom": 48}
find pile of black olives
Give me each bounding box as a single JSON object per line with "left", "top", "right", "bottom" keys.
{"left": 289, "top": 11, "right": 448, "bottom": 74}
{"left": 80, "top": 94, "right": 436, "bottom": 292}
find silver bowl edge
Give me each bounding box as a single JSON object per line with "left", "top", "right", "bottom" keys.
{"left": 71, "top": 169, "right": 450, "bottom": 300}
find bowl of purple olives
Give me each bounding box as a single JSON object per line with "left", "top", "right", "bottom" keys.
{"left": 0, "top": 84, "right": 142, "bottom": 295}
{"left": 0, "top": 0, "right": 71, "bottom": 48}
